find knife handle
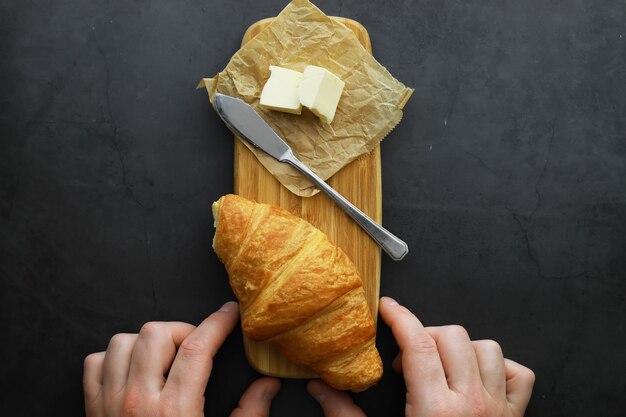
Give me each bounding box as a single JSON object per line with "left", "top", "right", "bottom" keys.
{"left": 283, "top": 152, "right": 408, "bottom": 261}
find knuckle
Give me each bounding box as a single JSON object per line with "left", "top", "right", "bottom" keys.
{"left": 445, "top": 324, "right": 469, "bottom": 339}
{"left": 406, "top": 332, "right": 438, "bottom": 355}
{"left": 480, "top": 339, "right": 503, "bottom": 355}
{"left": 179, "top": 337, "right": 207, "bottom": 359}
{"left": 109, "top": 333, "right": 134, "bottom": 348}
{"left": 83, "top": 353, "right": 101, "bottom": 369}
{"left": 139, "top": 321, "right": 163, "bottom": 337}
{"left": 519, "top": 367, "right": 536, "bottom": 384}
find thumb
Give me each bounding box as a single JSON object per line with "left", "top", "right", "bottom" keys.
{"left": 504, "top": 359, "right": 535, "bottom": 417}
{"left": 307, "top": 380, "right": 367, "bottom": 417}
{"left": 163, "top": 301, "right": 240, "bottom": 404}
{"left": 230, "top": 377, "right": 281, "bottom": 417}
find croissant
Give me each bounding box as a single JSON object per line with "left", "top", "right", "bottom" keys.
{"left": 211, "top": 194, "right": 382, "bottom": 391}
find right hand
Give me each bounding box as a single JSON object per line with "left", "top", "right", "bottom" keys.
{"left": 307, "top": 296, "right": 535, "bottom": 417}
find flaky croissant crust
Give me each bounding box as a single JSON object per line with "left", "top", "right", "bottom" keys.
{"left": 212, "top": 194, "right": 382, "bottom": 391}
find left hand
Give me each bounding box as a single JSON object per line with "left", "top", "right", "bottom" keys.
{"left": 83, "top": 301, "right": 281, "bottom": 417}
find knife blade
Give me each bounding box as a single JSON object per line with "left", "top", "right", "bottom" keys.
{"left": 213, "top": 93, "right": 408, "bottom": 261}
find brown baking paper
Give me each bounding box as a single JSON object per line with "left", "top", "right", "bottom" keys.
{"left": 198, "top": 0, "right": 413, "bottom": 197}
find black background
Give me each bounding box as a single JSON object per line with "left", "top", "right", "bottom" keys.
{"left": 1, "top": 0, "right": 625, "bottom": 416}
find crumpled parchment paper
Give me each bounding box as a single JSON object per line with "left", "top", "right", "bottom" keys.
{"left": 198, "top": 0, "right": 413, "bottom": 197}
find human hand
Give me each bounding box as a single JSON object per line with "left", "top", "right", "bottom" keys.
{"left": 83, "top": 301, "right": 281, "bottom": 417}
{"left": 306, "top": 297, "right": 535, "bottom": 417}
{"left": 307, "top": 380, "right": 367, "bottom": 417}
{"left": 379, "top": 296, "right": 535, "bottom": 417}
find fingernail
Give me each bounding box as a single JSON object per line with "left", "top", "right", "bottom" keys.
{"left": 315, "top": 393, "right": 326, "bottom": 403}
{"left": 381, "top": 296, "right": 398, "bottom": 306}
{"left": 220, "top": 301, "right": 238, "bottom": 312}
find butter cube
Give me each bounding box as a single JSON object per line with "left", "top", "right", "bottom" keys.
{"left": 297, "top": 65, "right": 345, "bottom": 124}
{"left": 259, "top": 66, "right": 302, "bottom": 115}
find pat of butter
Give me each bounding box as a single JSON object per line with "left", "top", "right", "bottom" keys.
{"left": 297, "top": 65, "right": 345, "bottom": 124}
{"left": 259, "top": 66, "right": 302, "bottom": 115}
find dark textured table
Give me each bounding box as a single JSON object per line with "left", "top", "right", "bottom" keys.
{"left": 1, "top": 0, "right": 625, "bottom": 416}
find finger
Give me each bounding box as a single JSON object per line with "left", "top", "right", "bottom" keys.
{"left": 392, "top": 352, "right": 402, "bottom": 373}
{"left": 426, "top": 325, "right": 481, "bottom": 393}
{"left": 505, "top": 359, "right": 535, "bottom": 417}
{"left": 127, "top": 322, "right": 196, "bottom": 393}
{"left": 472, "top": 340, "right": 506, "bottom": 398}
{"left": 230, "top": 377, "right": 281, "bottom": 417}
{"left": 102, "top": 334, "right": 137, "bottom": 395}
{"left": 307, "top": 380, "right": 367, "bottom": 417}
{"left": 378, "top": 297, "right": 448, "bottom": 400}
{"left": 84, "top": 352, "right": 105, "bottom": 404}
{"left": 163, "top": 301, "right": 240, "bottom": 402}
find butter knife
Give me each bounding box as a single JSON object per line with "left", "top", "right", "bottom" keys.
{"left": 213, "top": 93, "right": 408, "bottom": 261}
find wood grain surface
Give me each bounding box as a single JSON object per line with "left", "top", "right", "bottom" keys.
{"left": 235, "top": 17, "right": 381, "bottom": 378}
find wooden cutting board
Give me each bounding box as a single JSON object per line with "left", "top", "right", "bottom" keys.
{"left": 235, "top": 17, "right": 381, "bottom": 378}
